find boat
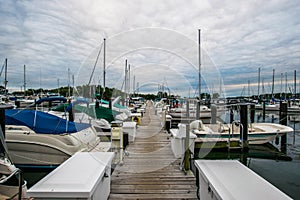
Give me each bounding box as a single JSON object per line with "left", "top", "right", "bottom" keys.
{"left": 255, "top": 103, "right": 280, "bottom": 111}
{"left": 5, "top": 109, "right": 111, "bottom": 168}
{"left": 179, "top": 120, "right": 293, "bottom": 145}
{"left": 0, "top": 126, "right": 27, "bottom": 199}
{"left": 168, "top": 105, "right": 212, "bottom": 118}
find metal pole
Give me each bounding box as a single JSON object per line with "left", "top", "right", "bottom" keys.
{"left": 294, "top": 70, "right": 296, "bottom": 102}
{"left": 23, "top": 65, "right": 26, "bottom": 95}
{"left": 198, "top": 29, "right": 201, "bottom": 110}
{"left": 271, "top": 69, "right": 275, "bottom": 98}
{"left": 258, "top": 67, "right": 260, "bottom": 97}
{"left": 4, "top": 58, "right": 8, "bottom": 95}
{"left": 124, "top": 59, "right": 127, "bottom": 105}
{"left": 103, "top": 38, "right": 106, "bottom": 89}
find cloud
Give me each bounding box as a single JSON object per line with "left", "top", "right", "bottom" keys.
{"left": 0, "top": 0, "right": 299, "bottom": 97}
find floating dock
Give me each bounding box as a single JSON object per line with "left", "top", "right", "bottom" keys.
{"left": 109, "top": 101, "right": 198, "bottom": 199}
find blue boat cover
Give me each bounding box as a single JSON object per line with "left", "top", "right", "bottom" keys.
{"left": 35, "top": 96, "right": 67, "bottom": 105}
{"left": 5, "top": 109, "right": 91, "bottom": 134}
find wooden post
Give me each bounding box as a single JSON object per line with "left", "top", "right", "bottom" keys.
{"left": 95, "top": 100, "right": 99, "bottom": 108}
{"left": 196, "top": 100, "right": 200, "bottom": 119}
{"left": 68, "top": 99, "right": 74, "bottom": 122}
{"left": 250, "top": 104, "right": 255, "bottom": 123}
{"left": 184, "top": 124, "right": 190, "bottom": 171}
{"left": 186, "top": 99, "right": 190, "bottom": 119}
{"left": 240, "top": 104, "right": 249, "bottom": 151}
{"left": 230, "top": 108, "right": 234, "bottom": 124}
{"left": 210, "top": 104, "right": 217, "bottom": 124}
{"left": 279, "top": 101, "right": 287, "bottom": 153}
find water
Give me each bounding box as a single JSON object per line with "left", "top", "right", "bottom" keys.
{"left": 21, "top": 109, "right": 300, "bottom": 199}
{"left": 195, "top": 110, "right": 300, "bottom": 199}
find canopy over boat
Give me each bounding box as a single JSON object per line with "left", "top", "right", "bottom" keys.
{"left": 5, "top": 109, "right": 90, "bottom": 134}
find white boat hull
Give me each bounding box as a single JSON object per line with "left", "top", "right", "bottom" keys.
{"left": 5, "top": 126, "right": 110, "bottom": 167}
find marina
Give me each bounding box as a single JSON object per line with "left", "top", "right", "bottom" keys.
{"left": 1, "top": 98, "right": 298, "bottom": 199}
{"left": 1, "top": 1, "right": 300, "bottom": 199}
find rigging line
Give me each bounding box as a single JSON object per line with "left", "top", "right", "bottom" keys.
{"left": 88, "top": 42, "right": 104, "bottom": 86}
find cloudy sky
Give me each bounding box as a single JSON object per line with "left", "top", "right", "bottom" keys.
{"left": 0, "top": 0, "right": 299, "bottom": 97}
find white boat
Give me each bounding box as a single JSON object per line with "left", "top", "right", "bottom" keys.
{"left": 0, "top": 127, "right": 27, "bottom": 199}
{"left": 168, "top": 105, "right": 222, "bottom": 119}
{"left": 255, "top": 103, "right": 279, "bottom": 111}
{"left": 189, "top": 120, "right": 293, "bottom": 144}
{"left": 5, "top": 109, "right": 111, "bottom": 168}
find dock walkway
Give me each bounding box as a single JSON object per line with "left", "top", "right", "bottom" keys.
{"left": 109, "top": 101, "right": 198, "bottom": 199}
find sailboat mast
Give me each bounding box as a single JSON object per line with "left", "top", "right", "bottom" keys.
{"left": 68, "top": 68, "right": 70, "bottom": 97}
{"left": 24, "top": 65, "right": 26, "bottom": 95}
{"left": 198, "top": 29, "right": 201, "bottom": 101}
{"left": 294, "top": 70, "right": 296, "bottom": 100}
{"left": 271, "top": 69, "right": 275, "bottom": 98}
{"left": 103, "top": 38, "right": 106, "bottom": 90}
{"left": 4, "top": 58, "right": 8, "bottom": 95}
{"left": 124, "top": 59, "right": 128, "bottom": 104}
{"left": 258, "top": 67, "right": 260, "bottom": 97}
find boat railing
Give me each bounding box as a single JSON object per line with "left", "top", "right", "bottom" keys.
{"left": 228, "top": 121, "right": 244, "bottom": 150}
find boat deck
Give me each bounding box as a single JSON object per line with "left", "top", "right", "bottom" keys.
{"left": 109, "top": 101, "right": 198, "bottom": 199}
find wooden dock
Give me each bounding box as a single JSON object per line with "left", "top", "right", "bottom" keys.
{"left": 109, "top": 102, "right": 198, "bottom": 199}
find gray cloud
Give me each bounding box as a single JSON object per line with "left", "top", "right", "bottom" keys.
{"left": 0, "top": 0, "right": 299, "bottom": 97}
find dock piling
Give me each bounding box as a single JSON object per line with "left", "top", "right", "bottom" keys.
{"left": 279, "top": 101, "right": 288, "bottom": 153}
{"left": 184, "top": 124, "right": 190, "bottom": 172}
{"left": 250, "top": 104, "right": 255, "bottom": 123}
{"left": 240, "top": 104, "right": 249, "bottom": 151}
{"left": 262, "top": 101, "right": 266, "bottom": 122}
{"left": 230, "top": 108, "right": 234, "bottom": 124}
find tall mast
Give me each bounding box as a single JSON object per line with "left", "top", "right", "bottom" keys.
{"left": 128, "top": 64, "right": 131, "bottom": 97}
{"left": 280, "top": 72, "right": 283, "bottom": 98}
{"left": 103, "top": 38, "right": 106, "bottom": 90}
{"left": 271, "top": 69, "right": 275, "bottom": 98}
{"left": 68, "top": 68, "right": 70, "bottom": 97}
{"left": 294, "top": 70, "right": 297, "bottom": 100}
{"left": 198, "top": 29, "right": 201, "bottom": 101}
{"left": 4, "top": 58, "right": 8, "bottom": 95}
{"left": 124, "top": 59, "right": 127, "bottom": 103}
{"left": 133, "top": 75, "right": 135, "bottom": 96}
{"left": 24, "top": 65, "right": 26, "bottom": 95}
{"left": 57, "top": 78, "right": 60, "bottom": 95}
{"left": 257, "top": 67, "right": 260, "bottom": 97}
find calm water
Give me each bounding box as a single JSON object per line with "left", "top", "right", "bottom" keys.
{"left": 21, "top": 109, "right": 300, "bottom": 199}
{"left": 195, "top": 110, "right": 300, "bottom": 199}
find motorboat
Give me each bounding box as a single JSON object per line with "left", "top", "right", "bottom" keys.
{"left": 189, "top": 120, "right": 293, "bottom": 144}
{"left": 168, "top": 105, "right": 222, "bottom": 119}
{"left": 0, "top": 127, "right": 27, "bottom": 199}
{"left": 5, "top": 109, "right": 111, "bottom": 168}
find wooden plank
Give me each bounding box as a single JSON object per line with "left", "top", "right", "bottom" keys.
{"left": 109, "top": 193, "right": 198, "bottom": 199}
{"left": 109, "top": 101, "right": 198, "bottom": 199}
